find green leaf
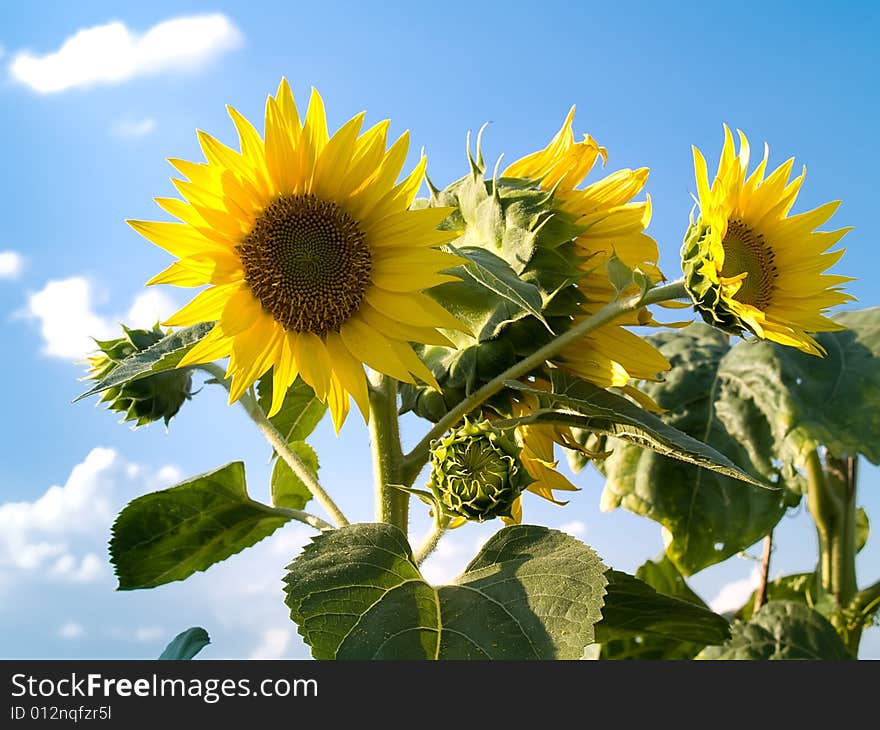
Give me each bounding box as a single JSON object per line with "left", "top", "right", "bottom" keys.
{"left": 590, "top": 324, "right": 794, "bottom": 574}
{"left": 857, "top": 507, "right": 869, "bottom": 553}
{"left": 504, "top": 369, "right": 771, "bottom": 489}
{"left": 75, "top": 322, "right": 212, "bottom": 401}
{"left": 598, "top": 556, "right": 724, "bottom": 659}
{"left": 451, "top": 245, "right": 553, "bottom": 333}
{"left": 284, "top": 523, "right": 608, "bottom": 659}
{"left": 271, "top": 441, "right": 318, "bottom": 510}
{"left": 736, "top": 573, "right": 820, "bottom": 621}
{"left": 158, "top": 627, "right": 211, "bottom": 660}
{"left": 717, "top": 308, "right": 880, "bottom": 464}
{"left": 696, "top": 601, "right": 852, "bottom": 659}
{"left": 597, "top": 569, "right": 730, "bottom": 646}
{"left": 257, "top": 376, "right": 327, "bottom": 444}
{"left": 111, "top": 462, "right": 291, "bottom": 589}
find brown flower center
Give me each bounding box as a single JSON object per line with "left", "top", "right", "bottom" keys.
{"left": 720, "top": 219, "right": 777, "bottom": 309}
{"left": 237, "top": 194, "right": 372, "bottom": 335}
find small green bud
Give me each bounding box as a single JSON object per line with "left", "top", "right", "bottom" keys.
{"left": 85, "top": 324, "right": 193, "bottom": 428}
{"left": 427, "top": 418, "right": 533, "bottom": 522}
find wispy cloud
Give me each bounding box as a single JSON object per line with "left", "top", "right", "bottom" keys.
{"left": 10, "top": 13, "right": 243, "bottom": 94}
{"left": 24, "top": 277, "right": 177, "bottom": 360}
{"left": 249, "top": 629, "right": 293, "bottom": 659}
{"left": 58, "top": 621, "right": 85, "bottom": 640}
{"left": 0, "top": 250, "right": 25, "bottom": 279}
{"left": 1, "top": 448, "right": 314, "bottom": 658}
{"left": 0, "top": 448, "right": 176, "bottom": 581}
{"left": 708, "top": 566, "right": 761, "bottom": 614}
{"left": 111, "top": 117, "right": 157, "bottom": 139}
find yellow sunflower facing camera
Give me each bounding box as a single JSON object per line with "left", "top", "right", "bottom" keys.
{"left": 129, "top": 79, "right": 465, "bottom": 429}
{"left": 683, "top": 125, "right": 854, "bottom": 355}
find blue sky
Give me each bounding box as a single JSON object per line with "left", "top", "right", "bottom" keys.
{"left": 1, "top": 0, "right": 878, "bottom": 659}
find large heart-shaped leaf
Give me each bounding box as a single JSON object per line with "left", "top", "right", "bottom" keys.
{"left": 111, "top": 462, "right": 291, "bottom": 589}
{"left": 696, "top": 601, "right": 852, "bottom": 660}
{"left": 284, "top": 523, "right": 608, "bottom": 659}
{"left": 597, "top": 569, "right": 730, "bottom": 646}
{"left": 716, "top": 307, "right": 880, "bottom": 464}
{"left": 596, "top": 557, "right": 727, "bottom": 659}
{"left": 75, "top": 322, "right": 212, "bottom": 401}
{"left": 596, "top": 324, "right": 794, "bottom": 574}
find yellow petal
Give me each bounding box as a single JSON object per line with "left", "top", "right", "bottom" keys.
{"left": 339, "top": 318, "right": 416, "bottom": 383}
{"left": 163, "top": 282, "right": 241, "bottom": 326}
{"left": 294, "top": 332, "right": 332, "bottom": 400}
{"left": 268, "top": 333, "right": 299, "bottom": 417}
{"left": 324, "top": 332, "right": 370, "bottom": 420}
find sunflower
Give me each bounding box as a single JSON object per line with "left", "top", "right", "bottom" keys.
{"left": 683, "top": 125, "right": 853, "bottom": 354}
{"left": 503, "top": 107, "right": 671, "bottom": 391}
{"left": 129, "top": 79, "right": 465, "bottom": 429}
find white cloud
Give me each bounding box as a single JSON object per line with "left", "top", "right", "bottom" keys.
{"left": 58, "top": 621, "right": 85, "bottom": 640}
{"left": 134, "top": 627, "right": 165, "bottom": 643}
{"left": 419, "top": 523, "right": 497, "bottom": 586}
{"left": 709, "top": 566, "right": 761, "bottom": 614}
{"left": 111, "top": 117, "right": 157, "bottom": 138}
{"left": 25, "top": 277, "right": 177, "bottom": 360}
{"left": 555, "top": 520, "right": 587, "bottom": 538}
{"left": 1, "top": 448, "right": 316, "bottom": 658}
{"left": 0, "top": 448, "right": 179, "bottom": 580}
{"left": 126, "top": 289, "right": 178, "bottom": 329}
{"left": 249, "top": 629, "right": 293, "bottom": 659}
{"left": 10, "top": 14, "right": 243, "bottom": 94}
{"left": 0, "top": 250, "right": 25, "bottom": 279}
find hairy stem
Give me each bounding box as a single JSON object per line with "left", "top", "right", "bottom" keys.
{"left": 413, "top": 516, "right": 449, "bottom": 566}
{"left": 369, "top": 373, "right": 408, "bottom": 532}
{"left": 401, "top": 278, "right": 689, "bottom": 485}
{"left": 273, "top": 506, "right": 335, "bottom": 532}
{"left": 198, "top": 363, "right": 350, "bottom": 528}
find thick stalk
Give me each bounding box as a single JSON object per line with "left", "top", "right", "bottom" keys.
{"left": 198, "top": 363, "right": 350, "bottom": 528}
{"left": 401, "top": 278, "right": 689, "bottom": 484}
{"left": 824, "top": 455, "right": 858, "bottom": 607}
{"left": 368, "top": 373, "right": 408, "bottom": 532}
{"left": 804, "top": 448, "right": 837, "bottom": 595}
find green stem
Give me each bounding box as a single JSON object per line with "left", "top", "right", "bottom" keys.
{"left": 805, "top": 448, "right": 860, "bottom": 653}
{"left": 401, "top": 278, "right": 689, "bottom": 485}
{"left": 198, "top": 363, "right": 350, "bottom": 528}
{"left": 413, "top": 515, "right": 449, "bottom": 566}
{"left": 804, "top": 448, "right": 837, "bottom": 596}
{"left": 852, "top": 579, "right": 880, "bottom": 628}
{"left": 273, "top": 506, "right": 335, "bottom": 532}
{"left": 368, "top": 372, "right": 408, "bottom": 532}
{"left": 825, "top": 455, "right": 858, "bottom": 607}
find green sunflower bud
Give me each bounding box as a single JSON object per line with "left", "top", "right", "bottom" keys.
{"left": 681, "top": 221, "right": 746, "bottom": 336}
{"left": 85, "top": 324, "right": 193, "bottom": 427}
{"left": 427, "top": 418, "right": 533, "bottom": 522}
{"left": 400, "top": 139, "right": 588, "bottom": 423}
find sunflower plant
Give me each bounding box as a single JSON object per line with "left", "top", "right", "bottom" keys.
{"left": 79, "top": 80, "right": 880, "bottom": 660}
